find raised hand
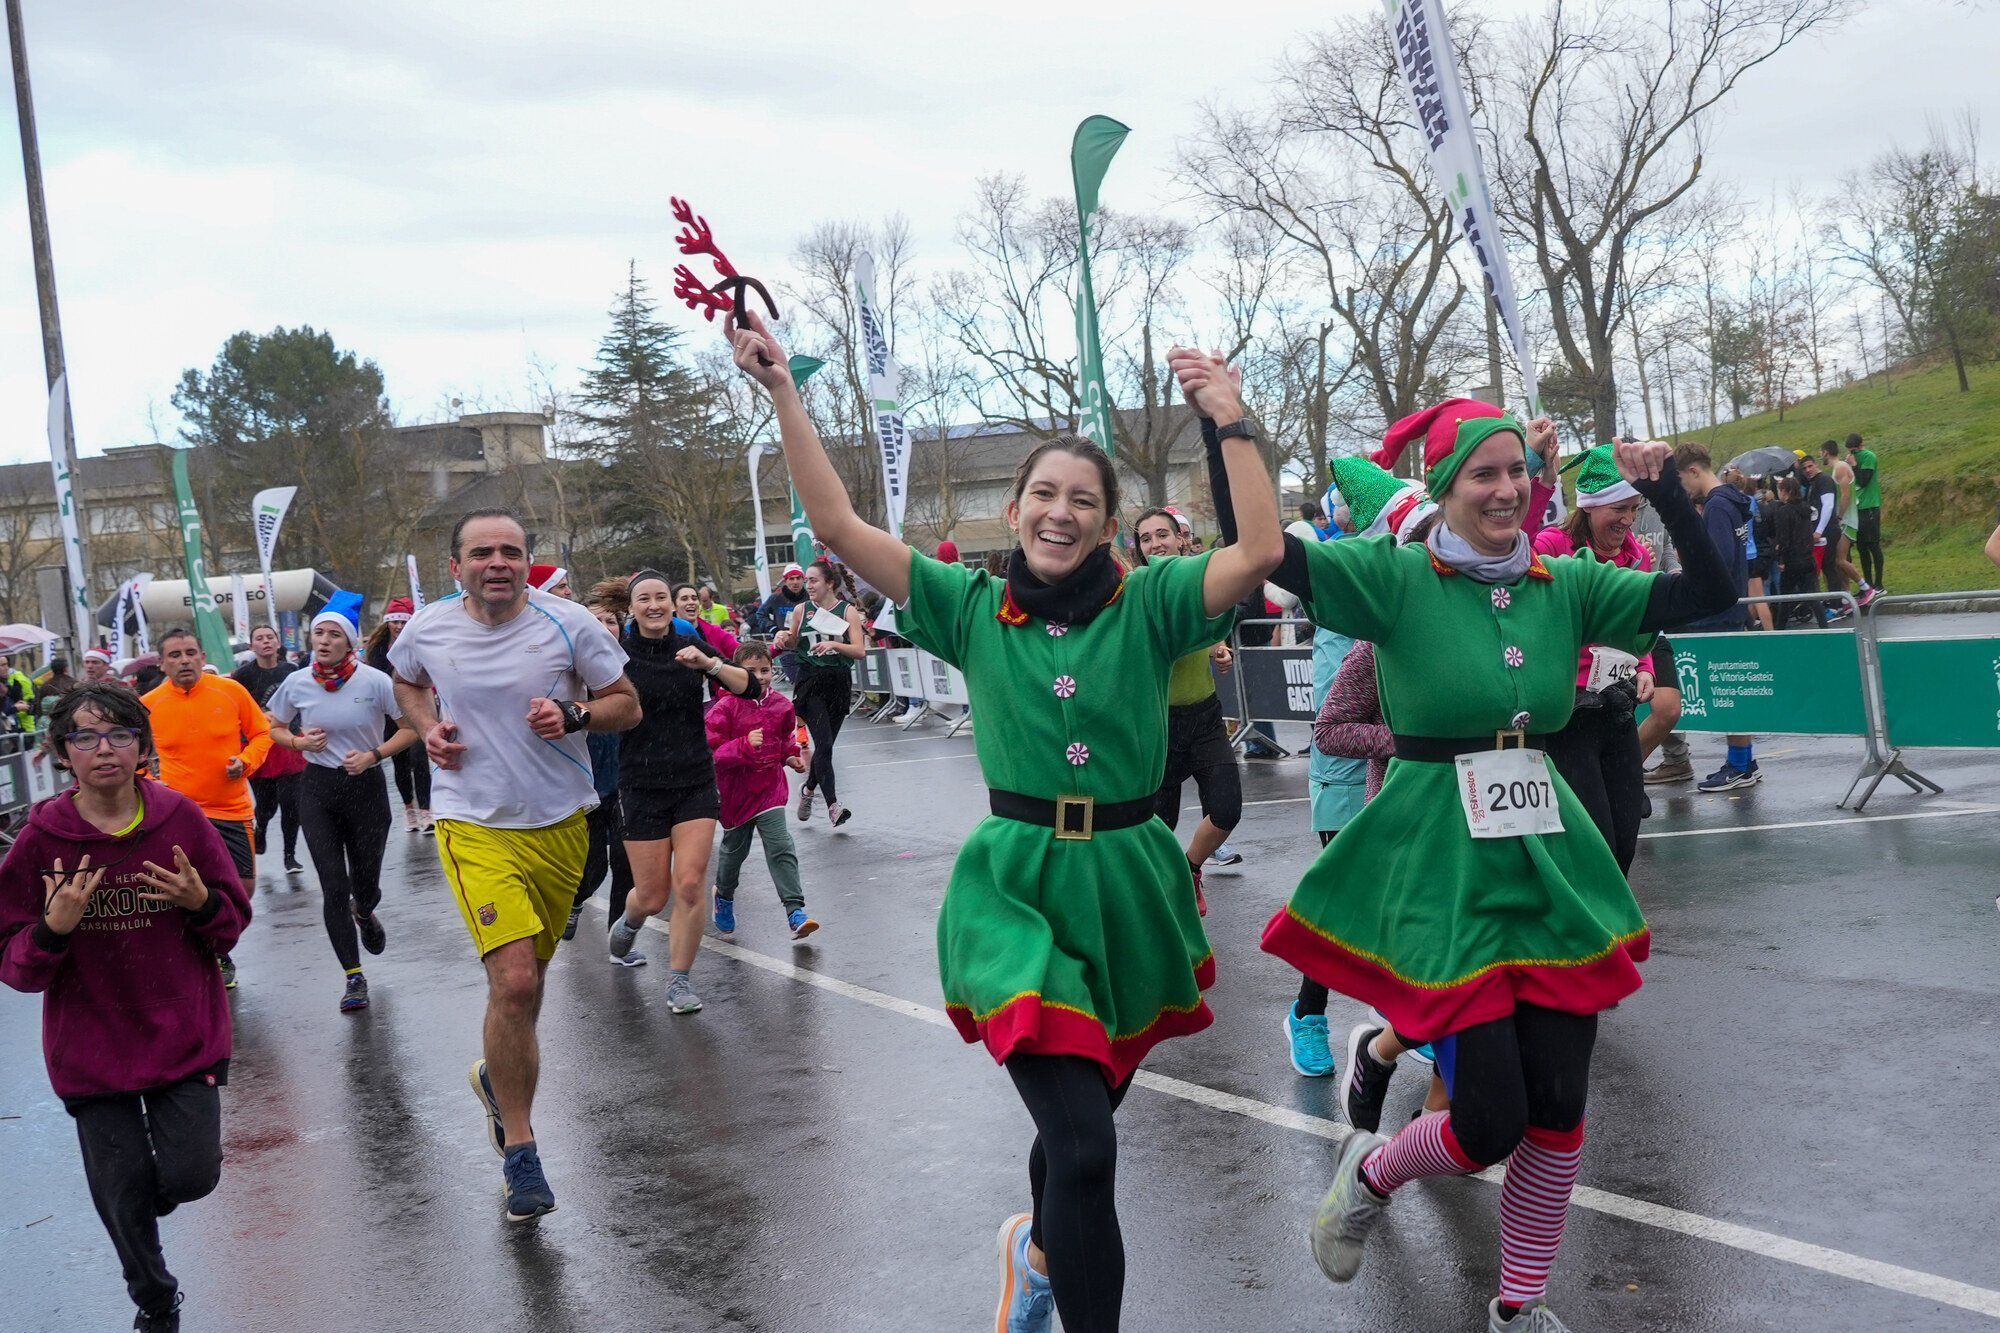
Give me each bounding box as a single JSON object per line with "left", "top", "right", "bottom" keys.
{"left": 1166, "top": 347, "right": 1246, "bottom": 425}
{"left": 137, "top": 846, "right": 210, "bottom": 913}
{"left": 427, "top": 719, "right": 467, "bottom": 770}
{"left": 41, "top": 855, "right": 106, "bottom": 935}
{"left": 1613, "top": 439, "right": 1675, "bottom": 483}
{"left": 1527, "top": 417, "right": 1559, "bottom": 477}
{"left": 729, "top": 307, "right": 792, "bottom": 392}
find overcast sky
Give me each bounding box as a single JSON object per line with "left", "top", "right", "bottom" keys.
{"left": 1, "top": 0, "right": 1995, "bottom": 467}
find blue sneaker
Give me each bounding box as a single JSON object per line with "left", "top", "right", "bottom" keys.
{"left": 502, "top": 1143, "right": 556, "bottom": 1222}
{"left": 788, "top": 907, "right": 819, "bottom": 941}
{"left": 713, "top": 896, "right": 736, "bottom": 936}
{"left": 1210, "top": 841, "right": 1244, "bottom": 867}
{"left": 1696, "top": 762, "right": 1761, "bottom": 793}
{"left": 994, "top": 1212, "right": 1055, "bottom": 1333}
{"left": 1287, "top": 1006, "right": 1335, "bottom": 1077}
{"left": 467, "top": 1058, "right": 504, "bottom": 1156}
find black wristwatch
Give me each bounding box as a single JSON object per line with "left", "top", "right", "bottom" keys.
{"left": 559, "top": 700, "right": 591, "bottom": 734}
{"left": 1215, "top": 418, "right": 1258, "bottom": 443}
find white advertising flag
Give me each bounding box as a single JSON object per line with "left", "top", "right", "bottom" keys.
{"left": 45, "top": 375, "right": 92, "bottom": 647}
{"left": 746, "top": 444, "right": 773, "bottom": 602}
{"left": 251, "top": 486, "right": 297, "bottom": 629}
{"left": 1384, "top": 0, "right": 1539, "bottom": 413}
{"left": 853, "top": 253, "right": 911, "bottom": 539}
{"left": 229, "top": 572, "right": 249, "bottom": 642}
{"left": 406, "top": 554, "right": 425, "bottom": 609}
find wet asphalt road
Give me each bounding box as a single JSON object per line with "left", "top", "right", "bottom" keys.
{"left": 5, "top": 689, "right": 1999, "bottom": 1332}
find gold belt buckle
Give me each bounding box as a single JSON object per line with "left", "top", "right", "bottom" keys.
{"left": 1054, "top": 795, "right": 1096, "bottom": 841}
{"left": 1494, "top": 728, "right": 1527, "bottom": 751}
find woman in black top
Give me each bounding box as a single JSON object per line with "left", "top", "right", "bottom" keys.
{"left": 605, "top": 570, "right": 758, "bottom": 1015}
{"left": 773, "top": 558, "right": 867, "bottom": 827}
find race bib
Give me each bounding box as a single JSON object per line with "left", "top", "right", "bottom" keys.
{"left": 1455, "top": 748, "right": 1565, "bottom": 839}
{"left": 808, "top": 606, "right": 849, "bottom": 639}
{"left": 1585, "top": 646, "right": 1639, "bottom": 693}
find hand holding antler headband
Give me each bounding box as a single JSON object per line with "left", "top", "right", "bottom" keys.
{"left": 669, "top": 196, "right": 778, "bottom": 365}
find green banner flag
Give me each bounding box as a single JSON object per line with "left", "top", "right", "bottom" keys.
{"left": 169, "top": 450, "right": 236, "bottom": 664}
{"left": 1071, "top": 115, "right": 1129, "bottom": 456}
{"left": 786, "top": 354, "right": 828, "bottom": 567}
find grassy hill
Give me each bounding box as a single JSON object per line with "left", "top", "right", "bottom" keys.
{"left": 1669, "top": 360, "right": 2000, "bottom": 594}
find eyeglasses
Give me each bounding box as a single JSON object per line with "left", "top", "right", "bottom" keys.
{"left": 65, "top": 728, "right": 139, "bottom": 751}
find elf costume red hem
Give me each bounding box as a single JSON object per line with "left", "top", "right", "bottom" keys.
{"left": 1262, "top": 907, "right": 1649, "bottom": 1044}
{"left": 947, "top": 953, "right": 1217, "bottom": 1085}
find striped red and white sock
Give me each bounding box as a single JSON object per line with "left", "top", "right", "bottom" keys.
{"left": 1359, "top": 1110, "right": 1480, "bottom": 1195}
{"left": 1498, "top": 1122, "right": 1585, "bottom": 1309}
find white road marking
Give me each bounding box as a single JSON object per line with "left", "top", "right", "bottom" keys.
{"left": 844, "top": 752, "right": 983, "bottom": 770}
{"left": 601, "top": 903, "right": 2000, "bottom": 1320}
{"left": 1638, "top": 806, "right": 2000, "bottom": 839}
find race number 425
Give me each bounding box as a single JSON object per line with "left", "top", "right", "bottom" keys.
{"left": 1455, "top": 748, "right": 1565, "bottom": 839}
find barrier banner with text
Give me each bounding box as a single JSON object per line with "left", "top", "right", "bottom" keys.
{"left": 1232, "top": 646, "right": 1318, "bottom": 723}
{"left": 1877, "top": 635, "right": 2000, "bottom": 748}
{"left": 857, "top": 648, "right": 891, "bottom": 694}
{"left": 1655, "top": 630, "right": 1867, "bottom": 736}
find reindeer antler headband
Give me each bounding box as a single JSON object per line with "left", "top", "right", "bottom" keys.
{"left": 670, "top": 197, "right": 778, "bottom": 366}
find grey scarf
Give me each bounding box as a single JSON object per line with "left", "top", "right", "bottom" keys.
{"left": 1427, "top": 519, "right": 1533, "bottom": 585}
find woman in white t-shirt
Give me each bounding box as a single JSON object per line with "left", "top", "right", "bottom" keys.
{"left": 265, "top": 608, "right": 418, "bottom": 1014}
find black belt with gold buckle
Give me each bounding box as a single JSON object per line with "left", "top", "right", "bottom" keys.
{"left": 1392, "top": 731, "right": 1553, "bottom": 763}
{"left": 988, "top": 790, "right": 1158, "bottom": 842}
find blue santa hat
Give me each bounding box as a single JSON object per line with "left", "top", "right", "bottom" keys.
{"left": 310, "top": 589, "right": 365, "bottom": 649}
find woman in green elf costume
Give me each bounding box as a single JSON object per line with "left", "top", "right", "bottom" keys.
{"left": 728, "top": 311, "right": 1282, "bottom": 1333}
{"left": 1202, "top": 392, "right": 1734, "bottom": 1333}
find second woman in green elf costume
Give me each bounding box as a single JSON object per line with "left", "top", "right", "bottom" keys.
{"left": 728, "top": 311, "right": 1282, "bottom": 1333}
{"left": 1203, "top": 392, "right": 1735, "bottom": 1332}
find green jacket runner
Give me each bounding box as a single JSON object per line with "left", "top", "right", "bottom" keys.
{"left": 900, "top": 548, "right": 1232, "bottom": 1083}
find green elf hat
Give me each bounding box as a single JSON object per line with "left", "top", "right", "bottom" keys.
{"left": 1331, "top": 455, "right": 1423, "bottom": 539}
{"left": 1561, "top": 444, "right": 1640, "bottom": 508}
{"left": 1372, "top": 397, "right": 1524, "bottom": 497}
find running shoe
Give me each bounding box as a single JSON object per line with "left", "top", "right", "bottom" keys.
{"left": 1857, "top": 586, "right": 1880, "bottom": 609}
{"left": 420, "top": 811, "right": 436, "bottom": 835}
{"left": 609, "top": 947, "right": 649, "bottom": 968}
{"left": 1341, "top": 1024, "right": 1395, "bottom": 1132}
{"left": 788, "top": 907, "right": 819, "bottom": 941}
{"left": 666, "top": 974, "right": 703, "bottom": 1014}
{"left": 284, "top": 857, "right": 305, "bottom": 876}
{"left": 133, "top": 1292, "right": 183, "bottom": 1332}
{"left": 607, "top": 915, "right": 642, "bottom": 959}
{"left": 1488, "top": 1299, "right": 1574, "bottom": 1331}
{"left": 219, "top": 955, "right": 237, "bottom": 990}
{"left": 1310, "top": 1129, "right": 1388, "bottom": 1283}
{"left": 796, "top": 786, "right": 815, "bottom": 821}
{"left": 561, "top": 905, "right": 582, "bottom": 942}
{"left": 1190, "top": 862, "right": 1208, "bottom": 917}
{"left": 354, "top": 911, "right": 386, "bottom": 955}
{"left": 502, "top": 1143, "right": 557, "bottom": 1222}
{"left": 1642, "top": 757, "right": 1694, "bottom": 785}
{"left": 1210, "top": 842, "right": 1244, "bottom": 867}
{"left": 1696, "top": 762, "right": 1762, "bottom": 793}
{"left": 468, "top": 1058, "right": 505, "bottom": 1156}
{"left": 994, "top": 1212, "right": 1055, "bottom": 1333}
{"left": 713, "top": 896, "right": 736, "bottom": 936}
{"left": 1286, "top": 1007, "right": 1335, "bottom": 1078}
{"left": 827, "top": 802, "right": 852, "bottom": 828}
{"left": 1828, "top": 604, "right": 1854, "bottom": 622}
{"left": 340, "top": 973, "right": 370, "bottom": 1013}
{"left": 404, "top": 806, "right": 419, "bottom": 832}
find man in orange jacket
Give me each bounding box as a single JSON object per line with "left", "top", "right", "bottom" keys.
{"left": 143, "top": 626, "right": 271, "bottom": 988}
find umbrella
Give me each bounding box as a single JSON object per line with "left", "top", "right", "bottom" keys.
{"left": 0, "top": 623, "right": 58, "bottom": 654}
{"left": 1723, "top": 446, "right": 1799, "bottom": 479}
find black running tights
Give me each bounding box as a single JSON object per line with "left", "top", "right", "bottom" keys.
{"left": 1544, "top": 703, "right": 1645, "bottom": 874}
{"left": 1007, "top": 1054, "right": 1133, "bottom": 1333}
{"left": 297, "top": 764, "right": 392, "bottom": 971}
{"left": 250, "top": 773, "right": 299, "bottom": 860}
{"left": 795, "top": 676, "right": 847, "bottom": 805}
{"left": 1296, "top": 829, "right": 1337, "bottom": 1016}
{"left": 389, "top": 731, "right": 431, "bottom": 808}
{"left": 1436, "top": 1002, "right": 1597, "bottom": 1166}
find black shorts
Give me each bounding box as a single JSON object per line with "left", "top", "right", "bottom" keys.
{"left": 1155, "top": 695, "right": 1242, "bottom": 831}
{"left": 207, "top": 816, "right": 255, "bottom": 882}
{"left": 619, "top": 782, "right": 721, "bottom": 840}
{"left": 1746, "top": 554, "right": 1775, "bottom": 585}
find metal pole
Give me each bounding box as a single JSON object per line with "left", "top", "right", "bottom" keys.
{"left": 6, "top": 0, "right": 93, "bottom": 643}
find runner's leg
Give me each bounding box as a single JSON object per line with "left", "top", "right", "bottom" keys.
{"left": 756, "top": 809, "right": 807, "bottom": 914}
{"left": 298, "top": 766, "right": 362, "bottom": 972}
{"left": 348, "top": 769, "right": 392, "bottom": 923}
{"left": 1497, "top": 1004, "right": 1596, "bottom": 1316}
{"left": 276, "top": 771, "right": 302, "bottom": 862}
{"left": 481, "top": 937, "right": 544, "bottom": 1149}
{"left": 1009, "top": 1054, "right": 1132, "bottom": 1333}
{"left": 665, "top": 819, "right": 717, "bottom": 973}
{"left": 715, "top": 822, "right": 753, "bottom": 902}
{"left": 71, "top": 1095, "right": 181, "bottom": 1318}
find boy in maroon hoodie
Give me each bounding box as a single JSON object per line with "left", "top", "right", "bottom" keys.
{"left": 706, "top": 641, "right": 819, "bottom": 940}
{"left": 0, "top": 683, "right": 251, "bottom": 1333}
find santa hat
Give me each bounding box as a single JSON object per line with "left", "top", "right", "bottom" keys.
{"left": 935, "top": 539, "right": 960, "bottom": 564}
{"left": 1564, "top": 445, "right": 1640, "bottom": 509}
{"left": 311, "top": 589, "right": 364, "bottom": 650}
{"left": 383, "top": 596, "right": 415, "bottom": 624}
{"left": 529, "top": 564, "right": 567, "bottom": 593}
{"left": 1165, "top": 506, "right": 1193, "bottom": 532}
{"left": 781, "top": 563, "right": 804, "bottom": 580}
{"left": 83, "top": 648, "right": 112, "bottom": 665}
{"left": 1373, "top": 397, "right": 1524, "bottom": 497}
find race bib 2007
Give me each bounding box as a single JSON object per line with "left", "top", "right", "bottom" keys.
{"left": 1454, "top": 748, "right": 1565, "bottom": 839}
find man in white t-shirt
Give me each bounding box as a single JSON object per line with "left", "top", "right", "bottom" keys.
{"left": 389, "top": 509, "right": 639, "bottom": 1223}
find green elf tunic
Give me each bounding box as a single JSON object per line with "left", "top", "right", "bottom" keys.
{"left": 1260, "top": 534, "right": 1658, "bottom": 1043}
{"left": 899, "top": 548, "right": 1234, "bottom": 1084}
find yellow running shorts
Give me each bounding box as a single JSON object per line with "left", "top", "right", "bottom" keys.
{"left": 435, "top": 812, "right": 589, "bottom": 961}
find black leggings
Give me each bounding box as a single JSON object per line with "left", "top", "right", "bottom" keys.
{"left": 1544, "top": 701, "right": 1645, "bottom": 874}
{"left": 571, "top": 793, "right": 634, "bottom": 925}
{"left": 297, "top": 764, "right": 392, "bottom": 971}
{"left": 389, "top": 732, "right": 431, "bottom": 808}
{"left": 795, "top": 673, "right": 849, "bottom": 805}
{"left": 250, "top": 772, "right": 299, "bottom": 859}
{"left": 1007, "top": 1055, "right": 1134, "bottom": 1333}
{"left": 1296, "top": 829, "right": 1336, "bottom": 1016}
{"left": 1857, "top": 508, "right": 1884, "bottom": 587}
{"left": 1434, "top": 1002, "right": 1596, "bottom": 1166}
{"left": 69, "top": 1077, "right": 222, "bottom": 1317}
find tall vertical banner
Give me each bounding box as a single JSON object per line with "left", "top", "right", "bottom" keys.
{"left": 852, "top": 253, "right": 910, "bottom": 538}
{"left": 1071, "top": 115, "right": 1129, "bottom": 456}
{"left": 251, "top": 485, "right": 296, "bottom": 629}
{"left": 786, "top": 354, "right": 828, "bottom": 567}
{"left": 406, "top": 554, "right": 425, "bottom": 609}
{"left": 169, "top": 450, "right": 235, "bottom": 665}
{"left": 44, "top": 374, "right": 92, "bottom": 646}
{"left": 746, "top": 443, "right": 773, "bottom": 602}
{"left": 229, "top": 573, "right": 249, "bottom": 642}
{"left": 1384, "top": 0, "right": 1539, "bottom": 415}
